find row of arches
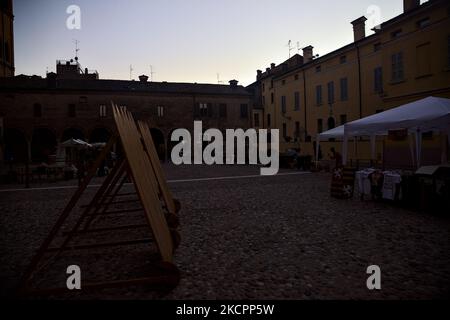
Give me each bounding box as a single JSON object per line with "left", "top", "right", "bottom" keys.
{"left": 3, "top": 127, "right": 113, "bottom": 163}
{"left": 4, "top": 126, "right": 278, "bottom": 164}
{"left": 3, "top": 127, "right": 172, "bottom": 164}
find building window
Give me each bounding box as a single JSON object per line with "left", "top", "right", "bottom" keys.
{"left": 271, "top": 92, "right": 274, "bottom": 104}
{"left": 416, "top": 43, "right": 431, "bottom": 77}
{"left": 294, "top": 92, "right": 300, "bottom": 111}
{"left": 282, "top": 123, "right": 287, "bottom": 138}
{"left": 315, "top": 65, "right": 321, "bottom": 73}
{"left": 316, "top": 85, "right": 322, "bottom": 106}
{"left": 374, "top": 67, "right": 383, "bottom": 93}
{"left": 317, "top": 119, "right": 323, "bottom": 133}
{"left": 79, "top": 96, "right": 88, "bottom": 104}
{"left": 33, "top": 103, "right": 42, "bottom": 118}
{"left": 240, "top": 104, "right": 248, "bottom": 118}
{"left": 374, "top": 43, "right": 381, "bottom": 52}
{"left": 157, "top": 106, "right": 164, "bottom": 118}
{"left": 295, "top": 121, "right": 300, "bottom": 139}
{"left": 200, "top": 103, "right": 208, "bottom": 117}
{"left": 327, "top": 81, "right": 335, "bottom": 104}
{"left": 281, "top": 96, "right": 286, "bottom": 114}
{"left": 294, "top": 74, "right": 299, "bottom": 81}
{"left": 270, "top": 79, "right": 274, "bottom": 89}
{"left": 68, "top": 104, "right": 76, "bottom": 118}
{"left": 391, "top": 29, "right": 402, "bottom": 39}
{"left": 254, "top": 113, "right": 260, "bottom": 127}
{"left": 262, "top": 96, "right": 266, "bottom": 106}
{"left": 267, "top": 114, "right": 271, "bottom": 127}
{"left": 340, "top": 114, "right": 347, "bottom": 125}
{"left": 194, "top": 103, "right": 209, "bottom": 117}
{"left": 340, "top": 56, "right": 347, "bottom": 64}
{"left": 282, "top": 79, "right": 286, "bottom": 86}
{"left": 340, "top": 78, "right": 348, "bottom": 101}
{"left": 417, "top": 17, "right": 430, "bottom": 28}
{"left": 99, "top": 105, "right": 107, "bottom": 118}
{"left": 391, "top": 52, "right": 404, "bottom": 81}
{"left": 219, "top": 104, "right": 227, "bottom": 118}
{"left": 262, "top": 83, "right": 265, "bottom": 92}
{"left": 327, "top": 117, "right": 336, "bottom": 130}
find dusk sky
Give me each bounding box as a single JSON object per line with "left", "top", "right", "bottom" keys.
{"left": 14, "top": 0, "right": 427, "bottom": 86}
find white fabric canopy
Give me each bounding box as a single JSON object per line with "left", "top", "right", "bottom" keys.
{"left": 344, "top": 96, "right": 450, "bottom": 136}
{"left": 61, "top": 138, "right": 92, "bottom": 148}
{"left": 316, "top": 96, "right": 450, "bottom": 167}
{"left": 317, "top": 125, "right": 345, "bottom": 140}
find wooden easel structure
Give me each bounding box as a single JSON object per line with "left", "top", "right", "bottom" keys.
{"left": 17, "top": 104, "right": 181, "bottom": 296}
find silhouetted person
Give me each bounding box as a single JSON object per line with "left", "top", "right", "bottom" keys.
{"left": 329, "top": 147, "right": 342, "bottom": 168}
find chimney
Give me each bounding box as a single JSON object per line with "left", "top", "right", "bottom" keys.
{"left": 229, "top": 79, "right": 238, "bottom": 87}
{"left": 84, "top": 68, "right": 88, "bottom": 75}
{"left": 265, "top": 68, "right": 270, "bottom": 73}
{"left": 302, "top": 46, "right": 314, "bottom": 63}
{"left": 139, "top": 74, "right": 149, "bottom": 82}
{"left": 404, "top": 0, "right": 420, "bottom": 12}
{"left": 257, "top": 70, "right": 262, "bottom": 80}
{"left": 46, "top": 72, "right": 57, "bottom": 88}
{"left": 351, "top": 16, "right": 367, "bottom": 42}
{"left": 270, "top": 63, "right": 276, "bottom": 69}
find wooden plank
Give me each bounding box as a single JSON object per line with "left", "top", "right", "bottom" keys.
{"left": 138, "top": 121, "right": 177, "bottom": 215}
{"left": 112, "top": 105, "right": 174, "bottom": 262}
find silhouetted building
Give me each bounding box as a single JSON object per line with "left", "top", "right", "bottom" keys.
{"left": 0, "top": 59, "right": 252, "bottom": 167}
{"left": 0, "top": 0, "right": 14, "bottom": 77}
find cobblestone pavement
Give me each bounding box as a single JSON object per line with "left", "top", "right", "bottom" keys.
{"left": 0, "top": 165, "right": 449, "bottom": 299}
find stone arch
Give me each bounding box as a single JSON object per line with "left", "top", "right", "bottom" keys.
{"left": 150, "top": 128, "right": 165, "bottom": 161}
{"left": 89, "top": 127, "right": 112, "bottom": 144}
{"left": 167, "top": 128, "right": 181, "bottom": 161}
{"left": 61, "top": 127, "right": 85, "bottom": 142}
{"left": 4, "top": 128, "right": 28, "bottom": 163}
{"left": 31, "top": 127, "right": 57, "bottom": 163}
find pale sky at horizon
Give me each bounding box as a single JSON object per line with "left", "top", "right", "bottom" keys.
{"left": 14, "top": 0, "right": 427, "bottom": 86}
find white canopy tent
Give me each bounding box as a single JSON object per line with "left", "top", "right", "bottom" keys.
{"left": 61, "top": 138, "right": 92, "bottom": 149}
{"left": 317, "top": 96, "right": 450, "bottom": 167}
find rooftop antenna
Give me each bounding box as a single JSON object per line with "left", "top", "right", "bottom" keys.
{"left": 129, "top": 64, "right": 134, "bottom": 80}
{"left": 73, "top": 39, "right": 80, "bottom": 61}
{"left": 149, "top": 65, "right": 156, "bottom": 82}
{"left": 287, "top": 40, "right": 294, "bottom": 58}
{"left": 217, "top": 73, "right": 224, "bottom": 84}
{"left": 297, "top": 42, "right": 302, "bottom": 53}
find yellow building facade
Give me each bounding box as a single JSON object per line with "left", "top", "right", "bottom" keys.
{"left": 252, "top": 0, "right": 450, "bottom": 166}
{"left": 0, "top": 0, "right": 14, "bottom": 77}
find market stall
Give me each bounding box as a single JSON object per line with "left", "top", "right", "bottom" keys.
{"left": 316, "top": 97, "right": 450, "bottom": 207}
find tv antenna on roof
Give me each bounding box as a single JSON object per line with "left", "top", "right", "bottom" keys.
{"left": 150, "top": 65, "right": 156, "bottom": 82}
{"left": 217, "top": 73, "right": 224, "bottom": 84}
{"left": 129, "top": 64, "right": 134, "bottom": 80}
{"left": 73, "top": 39, "right": 80, "bottom": 60}
{"left": 287, "top": 40, "right": 295, "bottom": 58}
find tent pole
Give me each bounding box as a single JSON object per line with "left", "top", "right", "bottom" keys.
{"left": 343, "top": 131, "right": 349, "bottom": 166}
{"left": 315, "top": 138, "right": 320, "bottom": 163}
{"left": 370, "top": 135, "right": 376, "bottom": 163}
{"left": 441, "top": 132, "right": 449, "bottom": 164}
{"left": 408, "top": 133, "right": 415, "bottom": 169}
{"left": 415, "top": 129, "right": 422, "bottom": 169}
